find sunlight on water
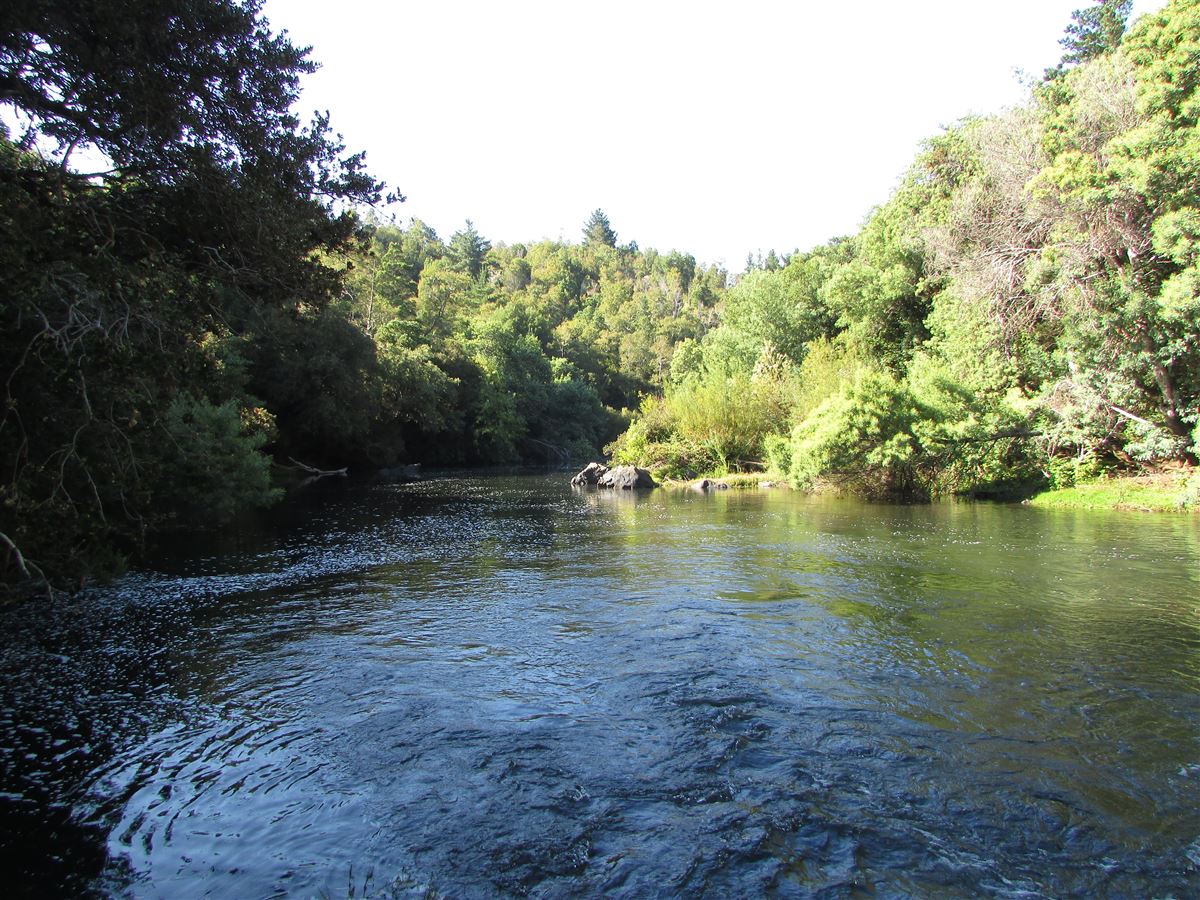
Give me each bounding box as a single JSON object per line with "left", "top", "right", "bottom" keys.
{"left": 1, "top": 474, "right": 1198, "bottom": 896}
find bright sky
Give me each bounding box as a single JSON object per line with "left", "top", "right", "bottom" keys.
{"left": 263, "top": 0, "right": 1167, "bottom": 270}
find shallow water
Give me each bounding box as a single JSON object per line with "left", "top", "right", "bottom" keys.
{"left": 1, "top": 473, "right": 1198, "bottom": 896}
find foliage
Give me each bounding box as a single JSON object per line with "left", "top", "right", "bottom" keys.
{"left": 0, "top": 0, "right": 384, "bottom": 588}
{"left": 448, "top": 220, "right": 492, "bottom": 279}
{"left": 785, "top": 372, "right": 932, "bottom": 496}
{"left": 608, "top": 0, "right": 1190, "bottom": 498}
{"left": 154, "top": 395, "right": 280, "bottom": 525}
{"left": 583, "top": 209, "right": 618, "bottom": 247}
{"left": 1060, "top": 0, "right": 1133, "bottom": 67}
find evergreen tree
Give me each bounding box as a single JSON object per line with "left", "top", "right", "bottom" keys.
{"left": 448, "top": 219, "right": 491, "bottom": 279}
{"left": 583, "top": 209, "right": 617, "bottom": 247}
{"left": 1060, "top": 0, "right": 1132, "bottom": 65}
{"left": 0, "top": 0, "right": 388, "bottom": 588}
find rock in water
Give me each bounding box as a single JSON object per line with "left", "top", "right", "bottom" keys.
{"left": 596, "top": 465, "right": 657, "bottom": 490}
{"left": 571, "top": 462, "right": 609, "bottom": 486}
{"left": 688, "top": 478, "right": 729, "bottom": 492}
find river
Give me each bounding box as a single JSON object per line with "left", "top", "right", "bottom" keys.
{"left": 1, "top": 473, "right": 1197, "bottom": 896}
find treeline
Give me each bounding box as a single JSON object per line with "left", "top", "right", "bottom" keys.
{"left": 320, "top": 211, "right": 726, "bottom": 467}
{"left": 613, "top": 0, "right": 1200, "bottom": 498}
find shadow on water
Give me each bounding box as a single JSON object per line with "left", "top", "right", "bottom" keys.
{"left": 1, "top": 473, "right": 1198, "bottom": 896}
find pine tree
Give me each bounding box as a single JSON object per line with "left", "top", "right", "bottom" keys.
{"left": 1060, "top": 0, "right": 1132, "bottom": 66}
{"left": 448, "top": 220, "right": 491, "bottom": 279}
{"left": 582, "top": 209, "right": 617, "bottom": 247}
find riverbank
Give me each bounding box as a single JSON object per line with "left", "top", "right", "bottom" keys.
{"left": 1025, "top": 471, "right": 1199, "bottom": 513}
{"left": 654, "top": 468, "right": 1200, "bottom": 513}
{"left": 660, "top": 473, "right": 790, "bottom": 491}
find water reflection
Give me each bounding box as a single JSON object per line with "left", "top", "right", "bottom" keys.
{"left": 0, "top": 474, "right": 1198, "bottom": 896}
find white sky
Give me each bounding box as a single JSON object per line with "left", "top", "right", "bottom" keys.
{"left": 263, "top": 0, "right": 1167, "bottom": 270}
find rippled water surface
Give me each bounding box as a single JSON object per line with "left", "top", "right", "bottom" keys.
{"left": 2, "top": 473, "right": 1199, "bottom": 896}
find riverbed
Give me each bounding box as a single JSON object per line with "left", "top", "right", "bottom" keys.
{"left": 1, "top": 473, "right": 1197, "bottom": 896}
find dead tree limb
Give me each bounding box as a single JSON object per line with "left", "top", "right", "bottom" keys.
{"left": 0, "top": 531, "right": 52, "bottom": 599}
{"left": 930, "top": 428, "right": 1043, "bottom": 445}
{"left": 285, "top": 457, "right": 347, "bottom": 477}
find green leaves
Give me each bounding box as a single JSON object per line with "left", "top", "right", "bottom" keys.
{"left": 583, "top": 209, "right": 617, "bottom": 247}
{"left": 1060, "top": 0, "right": 1132, "bottom": 67}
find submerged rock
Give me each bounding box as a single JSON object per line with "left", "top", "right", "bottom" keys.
{"left": 571, "top": 462, "right": 609, "bottom": 486}
{"left": 597, "top": 465, "right": 657, "bottom": 490}
{"left": 689, "top": 478, "right": 728, "bottom": 492}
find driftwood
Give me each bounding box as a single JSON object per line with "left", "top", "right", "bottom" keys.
{"left": 285, "top": 457, "right": 347, "bottom": 478}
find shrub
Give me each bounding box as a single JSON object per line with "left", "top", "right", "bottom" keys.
{"left": 787, "top": 371, "right": 928, "bottom": 496}
{"left": 154, "top": 395, "right": 281, "bottom": 525}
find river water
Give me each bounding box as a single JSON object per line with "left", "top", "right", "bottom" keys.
{"left": 1, "top": 473, "right": 1198, "bottom": 897}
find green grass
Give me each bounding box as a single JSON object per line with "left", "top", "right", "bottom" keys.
{"left": 660, "top": 472, "right": 791, "bottom": 491}
{"left": 1026, "top": 473, "right": 1198, "bottom": 512}
{"left": 720, "top": 473, "right": 788, "bottom": 490}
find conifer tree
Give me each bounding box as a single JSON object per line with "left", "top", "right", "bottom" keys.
{"left": 583, "top": 209, "right": 617, "bottom": 247}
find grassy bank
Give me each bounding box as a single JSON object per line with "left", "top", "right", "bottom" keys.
{"left": 1026, "top": 471, "right": 1199, "bottom": 512}
{"left": 660, "top": 473, "right": 790, "bottom": 491}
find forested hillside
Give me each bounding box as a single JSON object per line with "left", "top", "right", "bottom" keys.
{"left": 320, "top": 211, "right": 725, "bottom": 468}
{"left": 613, "top": 0, "right": 1200, "bottom": 500}
{"left": 3, "top": 0, "right": 1197, "bottom": 591}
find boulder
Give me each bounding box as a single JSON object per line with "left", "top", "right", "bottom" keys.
{"left": 597, "top": 465, "right": 657, "bottom": 490}
{"left": 571, "top": 462, "right": 609, "bottom": 486}
{"left": 689, "top": 478, "right": 728, "bottom": 492}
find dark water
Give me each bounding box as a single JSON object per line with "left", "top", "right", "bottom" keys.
{"left": 2, "top": 474, "right": 1199, "bottom": 897}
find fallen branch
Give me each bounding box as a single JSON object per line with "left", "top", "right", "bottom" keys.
{"left": 0, "top": 531, "right": 52, "bottom": 600}
{"left": 285, "top": 457, "right": 347, "bottom": 477}
{"left": 931, "top": 428, "right": 1043, "bottom": 446}
{"left": 522, "top": 437, "right": 571, "bottom": 463}
{"left": 0, "top": 531, "right": 32, "bottom": 581}
{"left": 732, "top": 458, "right": 767, "bottom": 471}
{"left": 1108, "top": 405, "right": 1158, "bottom": 430}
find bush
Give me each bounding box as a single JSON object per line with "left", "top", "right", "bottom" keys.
{"left": 787, "top": 371, "right": 928, "bottom": 496}
{"left": 763, "top": 433, "right": 794, "bottom": 478}
{"left": 154, "top": 395, "right": 281, "bottom": 526}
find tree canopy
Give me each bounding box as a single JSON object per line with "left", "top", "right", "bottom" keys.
{"left": 0, "top": 0, "right": 392, "bottom": 589}
{"left": 1060, "top": 0, "right": 1133, "bottom": 65}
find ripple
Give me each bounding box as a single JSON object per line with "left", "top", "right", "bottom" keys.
{"left": 0, "top": 475, "right": 1197, "bottom": 896}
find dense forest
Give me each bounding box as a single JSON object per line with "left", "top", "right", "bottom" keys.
{"left": 2, "top": 0, "right": 1198, "bottom": 591}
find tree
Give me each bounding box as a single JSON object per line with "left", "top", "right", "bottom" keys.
{"left": 583, "top": 209, "right": 617, "bottom": 247}
{"left": 0, "top": 0, "right": 389, "bottom": 588}
{"left": 1060, "top": 0, "right": 1132, "bottom": 66}
{"left": 415, "top": 258, "right": 473, "bottom": 340}
{"left": 448, "top": 219, "right": 492, "bottom": 279}
{"left": 0, "top": 0, "right": 385, "bottom": 204}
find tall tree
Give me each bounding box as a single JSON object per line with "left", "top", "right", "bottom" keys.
{"left": 583, "top": 209, "right": 617, "bottom": 247}
{"left": 1060, "top": 0, "right": 1133, "bottom": 65}
{"left": 448, "top": 219, "right": 492, "bottom": 279}
{"left": 0, "top": 0, "right": 389, "bottom": 588}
